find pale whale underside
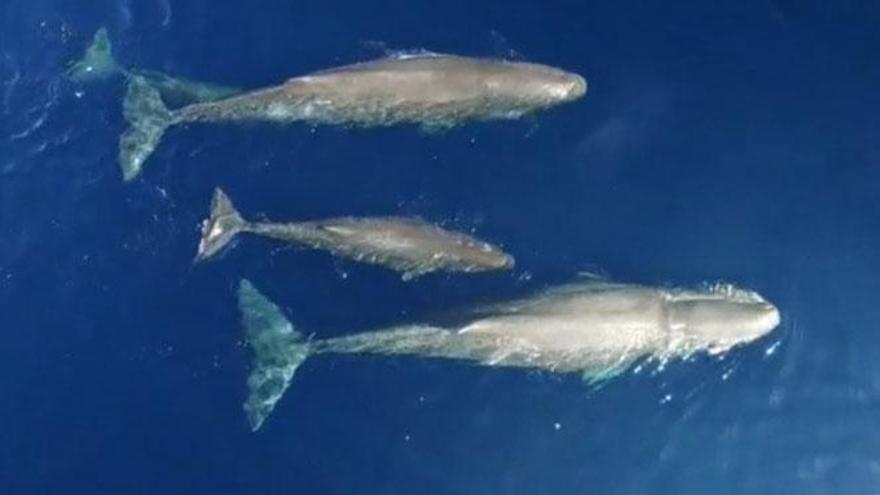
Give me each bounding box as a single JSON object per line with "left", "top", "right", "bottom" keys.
{"left": 118, "top": 52, "right": 586, "bottom": 180}
{"left": 197, "top": 188, "right": 514, "bottom": 279}
{"left": 238, "top": 279, "right": 780, "bottom": 431}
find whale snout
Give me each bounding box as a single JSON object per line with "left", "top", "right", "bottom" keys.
{"left": 668, "top": 294, "right": 781, "bottom": 352}
{"left": 546, "top": 74, "right": 587, "bottom": 102}
{"left": 566, "top": 74, "right": 587, "bottom": 100}
{"left": 759, "top": 302, "right": 781, "bottom": 335}
{"left": 497, "top": 253, "right": 516, "bottom": 269}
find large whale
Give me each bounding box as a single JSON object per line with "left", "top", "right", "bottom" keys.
{"left": 119, "top": 53, "right": 586, "bottom": 180}
{"left": 197, "top": 188, "right": 514, "bottom": 280}
{"left": 238, "top": 278, "right": 780, "bottom": 431}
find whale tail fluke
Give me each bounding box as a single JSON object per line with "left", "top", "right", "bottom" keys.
{"left": 238, "top": 279, "right": 311, "bottom": 432}
{"left": 119, "top": 75, "right": 174, "bottom": 181}
{"left": 196, "top": 188, "right": 250, "bottom": 262}
{"left": 67, "top": 27, "right": 122, "bottom": 82}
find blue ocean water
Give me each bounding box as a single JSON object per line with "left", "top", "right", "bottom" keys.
{"left": 2, "top": 0, "right": 879, "bottom": 493}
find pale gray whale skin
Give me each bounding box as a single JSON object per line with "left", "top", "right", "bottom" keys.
{"left": 238, "top": 278, "right": 780, "bottom": 431}
{"left": 66, "top": 28, "right": 239, "bottom": 107}
{"left": 119, "top": 53, "right": 586, "bottom": 180}
{"left": 197, "top": 188, "right": 514, "bottom": 280}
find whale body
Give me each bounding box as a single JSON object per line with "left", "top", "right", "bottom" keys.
{"left": 197, "top": 188, "right": 514, "bottom": 280}
{"left": 238, "top": 278, "right": 779, "bottom": 431}
{"left": 119, "top": 53, "right": 586, "bottom": 180}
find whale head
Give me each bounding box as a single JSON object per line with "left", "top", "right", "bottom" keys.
{"left": 667, "top": 287, "right": 780, "bottom": 354}
{"left": 489, "top": 62, "right": 587, "bottom": 105}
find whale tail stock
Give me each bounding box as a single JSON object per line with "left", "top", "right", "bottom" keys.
{"left": 119, "top": 75, "right": 174, "bottom": 181}
{"left": 195, "top": 188, "right": 250, "bottom": 262}
{"left": 238, "top": 279, "right": 311, "bottom": 432}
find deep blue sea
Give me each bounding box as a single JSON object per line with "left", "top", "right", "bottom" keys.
{"left": 2, "top": 1, "right": 880, "bottom": 493}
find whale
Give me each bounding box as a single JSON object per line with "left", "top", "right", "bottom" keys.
{"left": 66, "top": 28, "right": 239, "bottom": 107}
{"left": 118, "top": 53, "right": 586, "bottom": 180}
{"left": 197, "top": 188, "right": 514, "bottom": 280}
{"left": 237, "top": 278, "right": 780, "bottom": 431}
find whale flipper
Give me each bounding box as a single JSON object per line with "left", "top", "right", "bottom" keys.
{"left": 238, "top": 279, "right": 311, "bottom": 432}
{"left": 196, "top": 188, "right": 249, "bottom": 261}
{"left": 67, "top": 28, "right": 121, "bottom": 82}
{"left": 119, "top": 76, "right": 174, "bottom": 181}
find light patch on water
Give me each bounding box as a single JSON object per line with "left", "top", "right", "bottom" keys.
{"left": 158, "top": 0, "right": 172, "bottom": 27}
{"left": 653, "top": 358, "right": 669, "bottom": 375}
{"left": 768, "top": 387, "right": 785, "bottom": 407}
{"left": 659, "top": 393, "right": 673, "bottom": 404}
{"left": 10, "top": 113, "right": 47, "bottom": 141}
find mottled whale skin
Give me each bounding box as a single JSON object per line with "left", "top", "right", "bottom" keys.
{"left": 238, "top": 279, "right": 780, "bottom": 430}
{"left": 119, "top": 53, "right": 587, "bottom": 180}
{"left": 197, "top": 188, "right": 514, "bottom": 280}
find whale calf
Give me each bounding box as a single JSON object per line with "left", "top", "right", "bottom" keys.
{"left": 119, "top": 53, "right": 586, "bottom": 179}
{"left": 197, "top": 188, "right": 514, "bottom": 280}
{"left": 66, "top": 28, "right": 239, "bottom": 106}
{"left": 238, "top": 278, "right": 780, "bottom": 431}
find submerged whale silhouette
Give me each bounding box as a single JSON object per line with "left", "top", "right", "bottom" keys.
{"left": 66, "top": 28, "right": 239, "bottom": 107}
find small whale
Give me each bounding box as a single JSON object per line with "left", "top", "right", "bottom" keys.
{"left": 119, "top": 53, "right": 586, "bottom": 180}
{"left": 66, "top": 28, "right": 239, "bottom": 107}
{"left": 197, "top": 188, "right": 514, "bottom": 280}
{"left": 238, "top": 278, "right": 780, "bottom": 431}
